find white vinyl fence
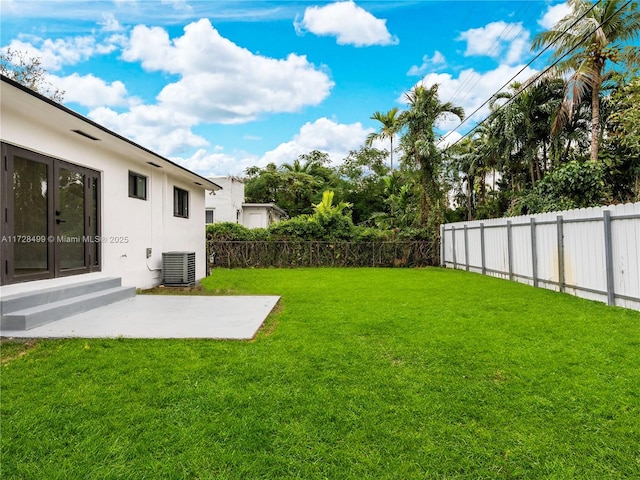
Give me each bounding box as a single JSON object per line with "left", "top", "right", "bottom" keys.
{"left": 440, "top": 202, "right": 640, "bottom": 311}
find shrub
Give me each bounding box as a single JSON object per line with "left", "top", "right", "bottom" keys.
{"left": 352, "top": 226, "right": 393, "bottom": 243}
{"left": 268, "top": 216, "right": 324, "bottom": 240}
{"left": 511, "top": 161, "right": 606, "bottom": 215}
{"left": 206, "top": 222, "right": 255, "bottom": 241}
{"left": 314, "top": 212, "right": 355, "bottom": 240}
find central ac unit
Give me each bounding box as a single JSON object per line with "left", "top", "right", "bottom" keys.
{"left": 162, "top": 251, "right": 196, "bottom": 286}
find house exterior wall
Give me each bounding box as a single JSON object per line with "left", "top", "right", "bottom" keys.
{"left": 205, "top": 177, "right": 245, "bottom": 224}
{"left": 1, "top": 84, "right": 209, "bottom": 289}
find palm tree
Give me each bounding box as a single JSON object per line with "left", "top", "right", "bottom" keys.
{"left": 448, "top": 136, "right": 480, "bottom": 220}
{"left": 490, "top": 79, "right": 565, "bottom": 184}
{"left": 281, "top": 150, "right": 330, "bottom": 175}
{"left": 532, "top": 0, "right": 640, "bottom": 162}
{"left": 312, "top": 190, "right": 352, "bottom": 216}
{"left": 366, "top": 107, "right": 402, "bottom": 171}
{"left": 400, "top": 84, "right": 464, "bottom": 225}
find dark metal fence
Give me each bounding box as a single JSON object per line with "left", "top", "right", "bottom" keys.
{"left": 207, "top": 241, "right": 436, "bottom": 269}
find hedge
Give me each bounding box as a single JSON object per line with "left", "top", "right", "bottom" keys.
{"left": 207, "top": 240, "right": 436, "bottom": 268}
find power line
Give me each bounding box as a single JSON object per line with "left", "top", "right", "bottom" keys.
{"left": 437, "top": 0, "right": 607, "bottom": 149}
{"left": 444, "top": 1, "right": 536, "bottom": 110}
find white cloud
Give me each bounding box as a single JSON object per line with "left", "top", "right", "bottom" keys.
{"left": 173, "top": 148, "right": 259, "bottom": 177}
{"left": 458, "top": 21, "right": 530, "bottom": 65}
{"left": 49, "top": 73, "right": 135, "bottom": 107}
{"left": 3, "top": 35, "right": 117, "bottom": 71}
{"left": 123, "top": 19, "right": 334, "bottom": 124}
{"left": 294, "top": 1, "right": 398, "bottom": 47}
{"left": 99, "top": 13, "right": 123, "bottom": 32}
{"left": 88, "top": 105, "right": 208, "bottom": 156}
{"left": 403, "top": 63, "right": 539, "bottom": 132}
{"left": 407, "top": 50, "right": 446, "bottom": 76}
{"left": 160, "top": 0, "right": 193, "bottom": 11}
{"left": 169, "top": 118, "right": 373, "bottom": 176}
{"left": 260, "top": 117, "right": 373, "bottom": 167}
{"left": 539, "top": 2, "right": 571, "bottom": 29}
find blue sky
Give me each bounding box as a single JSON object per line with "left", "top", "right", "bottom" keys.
{"left": 1, "top": 0, "right": 571, "bottom": 176}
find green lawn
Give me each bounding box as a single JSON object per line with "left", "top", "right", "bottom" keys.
{"left": 2, "top": 268, "right": 639, "bottom": 479}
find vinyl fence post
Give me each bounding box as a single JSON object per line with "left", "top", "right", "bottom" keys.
{"left": 507, "top": 220, "right": 513, "bottom": 281}
{"left": 464, "top": 224, "right": 469, "bottom": 272}
{"left": 530, "top": 217, "right": 538, "bottom": 288}
{"left": 452, "top": 226, "right": 457, "bottom": 269}
{"left": 440, "top": 224, "right": 445, "bottom": 267}
{"left": 480, "top": 223, "right": 486, "bottom": 275}
{"left": 603, "top": 210, "right": 615, "bottom": 306}
{"left": 557, "top": 215, "right": 565, "bottom": 293}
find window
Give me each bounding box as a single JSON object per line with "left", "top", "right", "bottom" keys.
{"left": 205, "top": 209, "right": 215, "bottom": 224}
{"left": 128, "top": 171, "right": 147, "bottom": 200}
{"left": 173, "top": 187, "right": 189, "bottom": 218}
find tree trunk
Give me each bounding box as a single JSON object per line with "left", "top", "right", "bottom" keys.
{"left": 529, "top": 158, "right": 535, "bottom": 184}
{"left": 590, "top": 75, "right": 602, "bottom": 162}
{"left": 466, "top": 175, "right": 474, "bottom": 221}
{"left": 420, "top": 184, "right": 428, "bottom": 226}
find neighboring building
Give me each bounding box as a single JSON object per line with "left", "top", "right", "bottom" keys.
{"left": 205, "top": 176, "right": 245, "bottom": 224}
{"left": 0, "top": 75, "right": 222, "bottom": 290}
{"left": 242, "top": 203, "right": 288, "bottom": 229}
{"left": 206, "top": 176, "right": 287, "bottom": 228}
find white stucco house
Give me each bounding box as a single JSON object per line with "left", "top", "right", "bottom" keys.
{"left": 0, "top": 75, "right": 221, "bottom": 292}
{"left": 206, "top": 176, "right": 287, "bottom": 228}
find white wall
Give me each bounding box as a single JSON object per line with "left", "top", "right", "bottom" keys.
{"left": 2, "top": 96, "right": 208, "bottom": 289}
{"left": 206, "top": 177, "right": 245, "bottom": 223}
{"left": 441, "top": 202, "right": 640, "bottom": 311}
{"left": 244, "top": 209, "right": 268, "bottom": 229}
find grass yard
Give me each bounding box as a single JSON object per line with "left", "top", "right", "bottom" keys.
{"left": 2, "top": 267, "right": 640, "bottom": 479}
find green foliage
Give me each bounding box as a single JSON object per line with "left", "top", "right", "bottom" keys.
{"left": 399, "top": 84, "right": 464, "bottom": 227}
{"left": 268, "top": 216, "right": 324, "bottom": 240}
{"left": 365, "top": 107, "right": 402, "bottom": 170}
{"left": 601, "top": 73, "right": 640, "bottom": 202}
{"left": 312, "top": 190, "right": 352, "bottom": 216}
{"left": 243, "top": 152, "right": 343, "bottom": 218}
{"left": 269, "top": 190, "right": 356, "bottom": 241}
{"left": 336, "top": 147, "right": 390, "bottom": 224}
{"left": 313, "top": 213, "right": 355, "bottom": 240}
{"left": 511, "top": 160, "right": 606, "bottom": 214}
{"left": 206, "top": 222, "right": 259, "bottom": 241}
{"left": 350, "top": 226, "right": 393, "bottom": 242}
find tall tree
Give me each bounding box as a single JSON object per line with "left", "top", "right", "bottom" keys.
{"left": 490, "top": 79, "right": 565, "bottom": 184}
{"left": 400, "top": 84, "right": 464, "bottom": 225}
{"left": 531, "top": 0, "right": 640, "bottom": 162}
{"left": 366, "top": 107, "right": 402, "bottom": 171}
{"left": 337, "top": 147, "right": 389, "bottom": 224}
{"left": 0, "top": 48, "right": 64, "bottom": 102}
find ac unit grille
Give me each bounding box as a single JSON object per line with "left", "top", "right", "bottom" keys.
{"left": 162, "top": 252, "right": 196, "bottom": 286}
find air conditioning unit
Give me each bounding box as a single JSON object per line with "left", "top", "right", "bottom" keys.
{"left": 162, "top": 251, "right": 196, "bottom": 286}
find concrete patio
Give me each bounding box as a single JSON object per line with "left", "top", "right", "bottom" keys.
{"left": 0, "top": 294, "right": 280, "bottom": 340}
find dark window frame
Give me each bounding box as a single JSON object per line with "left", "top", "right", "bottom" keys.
{"left": 205, "top": 209, "right": 215, "bottom": 224}
{"left": 128, "top": 171, "right": 147, "bottom": 200}
{"left": 173, "top": 186, "right": 189, "bottom": 218}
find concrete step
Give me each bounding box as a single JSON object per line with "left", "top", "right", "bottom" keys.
{"left": 1, "top": 277, "right": 124, "bottom": 315}
{"left": 1, "top": 285, "right": 136, "bottom": 330}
